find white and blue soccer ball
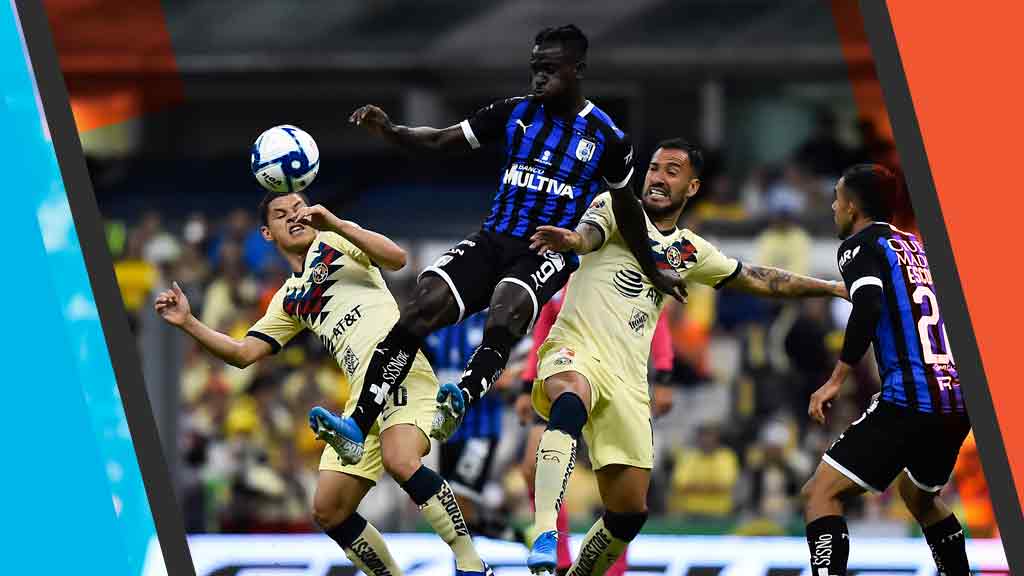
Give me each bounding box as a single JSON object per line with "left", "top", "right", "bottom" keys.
{"left": 250, "top": 124, "right": 320, "bottom": 194}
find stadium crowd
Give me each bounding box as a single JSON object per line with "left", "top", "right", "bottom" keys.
{"left": 108, "top": 115, "right": 996, "bottom": 541}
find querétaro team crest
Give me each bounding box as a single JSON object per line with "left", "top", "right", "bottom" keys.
{"left": 575, "top": 139, "right": 596, "bottom": 162}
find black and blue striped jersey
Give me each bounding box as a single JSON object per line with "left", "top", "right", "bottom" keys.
{"left": 838, "top": 223, "right": 964, "bottom": 414}
{"left": 459, "top": 96, "right": 634, "bottom": 239}
{"left": 424, "top": 311, "right": 503, "bottom": 441}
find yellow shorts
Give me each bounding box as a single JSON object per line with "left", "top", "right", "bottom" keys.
{"left": 319, "top": 350, "right": 437, "bottom": 483}
{"left": 532, "top": 339, "right": 653, "bottom": 470}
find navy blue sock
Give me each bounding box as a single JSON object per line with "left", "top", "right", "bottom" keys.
{"left": 325, "top": 513, "right": 368, "bottom": 548}
{"left": 547, "top": 392, "right": 588, "bottom": 438}
{"left": 400, "top": 465, "right": 445, "bottom": 506}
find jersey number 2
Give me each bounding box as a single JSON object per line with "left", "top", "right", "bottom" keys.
{"left": 912, "top": 286, "right": 954, "bottom": 365}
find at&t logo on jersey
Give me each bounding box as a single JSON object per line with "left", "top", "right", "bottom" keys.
{"left": 503, "top": 163, "right": 575, "bottom": 198}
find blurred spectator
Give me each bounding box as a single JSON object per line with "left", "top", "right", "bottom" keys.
{"left": 755, "top": 197, "right": 812, "bottom": 275}
{"left": 114, "top": 231, "right": 157, "bottom": 331}
{"left": 794, "top": 108, "right": 850, "bottom": 178}
{"left": 783, "top": 299, "right": 833, "bottom": 431}
{"left": 743, "top": 420, "right": 810, "bottom": 528}
{"left": 668, "top": 423, "right": 740, "bottom": 518}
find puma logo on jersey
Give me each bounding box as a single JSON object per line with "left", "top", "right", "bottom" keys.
{"left": 516, "top": 119, "right": 532, "bottom": 133}
{"left": 839, "top": 245, "right": 861, "bottom": 270}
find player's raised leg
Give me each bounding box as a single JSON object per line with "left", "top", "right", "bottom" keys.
{"left": 528, "top": 371, "right": 592, "bottom": 574}
{"left": 800, "top": 461, "right": 864, "bottom": 576}
{"left": 337, "top": 275, "right": 459, "bottom": 460}
{"left": 379, "top": 423, "right": 489, "bottom": 576}
{"left": 897, "top": 473, "right": 970, "bottom": 575}
{"left": 435, "top": 280, "right": 537, "bottom": 439}
{"left": 565, "top": 465, "right": 649, "bottom": 576}
{"left": 313, "top": 472, "right": 402, "bottom": 576}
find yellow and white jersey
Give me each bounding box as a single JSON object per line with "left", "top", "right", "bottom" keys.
{"left": 547, "top": 192, "right": 741, "bottom": 385}
{"left": 247, "top": 231, "right": 399, "bottom": 383}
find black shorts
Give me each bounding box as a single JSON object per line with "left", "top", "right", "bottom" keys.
{"left": 439, "top": 437, "right": 499, "bottom": 501}
{"left": 420, "top": 229, "right": 579, "bottom": 325}
{"left": 824, "top": 398, "right": 971, "bottom": 493}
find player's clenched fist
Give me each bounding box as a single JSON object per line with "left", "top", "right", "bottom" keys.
{"left": 808, "top": 378, "right": 841, "bottom": 424}
{"left": 154, "top": 281, "right": 191, "bottom": 327}
{"left": 349, "top": 105, "right": 392, "bottom": 135}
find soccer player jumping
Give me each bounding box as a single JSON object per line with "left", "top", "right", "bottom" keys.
{"left": 801, "top": 164, "right": 972, "bottom": 576}
{"left": 155, "top": 193, "right": 489, "bottom": 576}
{"left": 527, "top": 139, "right": 846, "bottom": 575}
{"left": 333, "top": 24, "right": 686, "bottom": 460}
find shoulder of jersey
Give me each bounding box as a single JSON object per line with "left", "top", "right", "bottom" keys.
{"left": 586, "top": 103, "right": 625, "bottom": 138}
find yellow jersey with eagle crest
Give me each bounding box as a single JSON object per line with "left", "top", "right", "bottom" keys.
{"left": 247, "top": 230, "right": 437, "bottom": 481}
{"left": 533, "top": 192, "right": 740, "bottom": 470}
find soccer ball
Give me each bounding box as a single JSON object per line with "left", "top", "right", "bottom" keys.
{"left": 250, "top": 125, "right": 320, "bottom": 194}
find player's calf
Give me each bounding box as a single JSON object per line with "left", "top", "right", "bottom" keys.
{"left": 898, "top": 475, "right": 970, "bottom": 575}
{"left": 801, "top": 463, "right": 863, "bottom": 576}
{"left": 314, "top": 472, "right": 401, "bottom": 576}
{"left": 399, "top": 465, "right": 488, "bottom": 575}
{"left": 566, "top": 511, "right": 647, "bottom": 576}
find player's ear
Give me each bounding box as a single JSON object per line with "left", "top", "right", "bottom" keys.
{"left": 575, "top": 60, "right": 586, "bottom": 81}
{"left": 260, "top": 224, "right": 273, "bottom": 242}
{"left": 686, "top": 178, "right": 701, "bottom": 199}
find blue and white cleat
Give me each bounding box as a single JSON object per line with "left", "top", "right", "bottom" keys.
{"left": 309, "top": 406, "right": 364, "bottom": 465}
{"left": 527, "top": 530, "right": 558, "bottom": 575}
{"left": 455, "top": 561, "right": 494, "bottom": 576}
{"left": 430, "top": 382, "right": 466, "bottom": 441}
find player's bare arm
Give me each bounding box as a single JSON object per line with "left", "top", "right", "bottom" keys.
{"left": 729, "top": 264, "right": 847, "bottom": 299}
{"left": 349, "top": 104, "right": 469, "bottom": 153}
{"left": 154, "top": 282, "right": 272, "bottom": 368}
{"left": 529, "top": 222, "right": 603, "bottom": 256}
{"left": 295, "top": 204, "right": 407, "bottom": 270}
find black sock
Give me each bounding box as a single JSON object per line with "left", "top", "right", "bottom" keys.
{"left": 806, "top": 515, "right": 849, "bottom": 576}
{"left": 457, "top": 326, "right": 518, "bottom": 403}
{"left": 924, "top": 514, "right": 969, "bottom": 575}
{"left": 325, "top": 513, "right": 368, "bottom": 548}
{"left": 399, "top": 465, "right": 445, "bottom": 506}
{"left": 351, "top": 324, "right": 421, "bottom": 436}
{"left": 548, "top": 392, "right": 588, "bottom": 439}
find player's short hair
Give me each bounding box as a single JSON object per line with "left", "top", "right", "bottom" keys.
{"left": 654, "top": 138, "right": 704, "bottom": 178}
{"left": 258, "top": 191, "right": 309, "bottom": 226}
{"left": 534, "top": 25, "right": 588, "bottom": 62}
{"left": 841, "top": 163, "right": 896, "bottom": 222}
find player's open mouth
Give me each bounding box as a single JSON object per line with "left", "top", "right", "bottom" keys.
{"left": 289, "top": 224, "right": 305, "bottom": 235}
{"left": 647, "top": 186, "right": 670, "bottom": 199}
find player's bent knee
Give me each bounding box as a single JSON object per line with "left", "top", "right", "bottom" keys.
{"left": 603, "top": 510, "right": 648, "bottom": 543}
{"left": 312, "top": 495, "right": 352, "bottom": 530}
{"left": 547, "top": 392, "right": 588, "bottom": 438}
{"left": 898, "top": 476, "right": 938, "bottom": 520}
{"left": 381, "top": 448, "right": 421, "bottom": 483}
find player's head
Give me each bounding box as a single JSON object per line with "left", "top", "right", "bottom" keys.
{"left": 530, "top": 25, "right": 588, "bottom": 103}
{"left": 833, "top": 163, "right": 896, "bottom": 239}
{"left": 642, "top": 138, "right": 703, "bottom": 221}
{"left": 258, "top": 191, "right": 316, "bottom": 253}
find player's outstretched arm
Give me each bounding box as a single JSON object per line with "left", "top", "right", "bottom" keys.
{"left": 349, "top": 105, "right": 469, "bottom": 153}
{"left": 295, "top": 204, "right": 407, "bottom": 270}
{"left": 529, "top": 222, "right": 604, "bottom": 256}
{"left": 154, "top": 282, "right": 272, "bottom": 369}
{"left": 727, "top": 264, "right": 847, "bottom": 299}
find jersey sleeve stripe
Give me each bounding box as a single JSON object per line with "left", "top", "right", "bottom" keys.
{"left": 246, "top": 330, "right": 282, "bottom": 354}
{"left": 605, "top": 166, "right": 634, "bottom": 189}
{"left": 850, "top": 276, "right": 884, "bottom": 297}
{"left": 714, "top": 261, "right": 743, "bottom": 290}
{"left": 578, "top": 220, "right": 607, "bottom": 249}
{"left": 460, "top": 119, "right": 480, "bottom": 149}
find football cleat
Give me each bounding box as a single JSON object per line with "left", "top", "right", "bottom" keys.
{"left": 527, "top": 530, "right": 559, "bottom": 574}
{"left": 430, "top": 383, "right": 466, "bottom": 441}
{"left": 309, "top": 406, "right": 364, "bottom": 465}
